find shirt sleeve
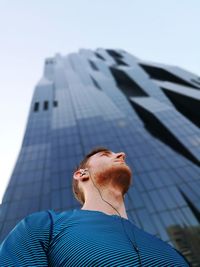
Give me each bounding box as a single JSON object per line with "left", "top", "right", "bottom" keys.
{"left": 0, "top": 210, "right": 52, "bottom": 266}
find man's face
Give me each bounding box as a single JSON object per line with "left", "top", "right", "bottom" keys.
{"left": 87, "top": 150, "right": 132, "bottom": 195}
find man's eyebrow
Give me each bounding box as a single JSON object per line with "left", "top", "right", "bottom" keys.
{"left": 98, "top": 151, "right": 112, "bottom": 155}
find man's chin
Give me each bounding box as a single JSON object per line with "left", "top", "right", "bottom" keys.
{"left": 96, "top": 164, "right": 132, "bottom": 195}
{"left": 111, "top": 164, "right": 132, "bottom": 194}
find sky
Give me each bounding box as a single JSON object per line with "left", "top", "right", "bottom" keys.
{"left": 0, "top": 0, "right": 199, "bottom": 203}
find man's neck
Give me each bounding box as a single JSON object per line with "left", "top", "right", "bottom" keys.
{"left": 81, "top": 188, "right": 128, "bottom": 219}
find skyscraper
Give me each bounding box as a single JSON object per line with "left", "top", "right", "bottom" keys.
{"left": 0, "top": 49, "right": 200, "bottom": 263}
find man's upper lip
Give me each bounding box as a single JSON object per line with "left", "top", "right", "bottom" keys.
{"left": 114, "top": 160, "right": 125, "bottom": 163}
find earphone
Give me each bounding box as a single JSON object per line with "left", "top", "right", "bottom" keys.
{"left": 80, "top": 169, "right": 89, "bottom": 182}
{"left": 80, "top": 170, "right": 87, "bottom": 176}
{"left": 80, "top": 168, "right": 142, "bottom": 266}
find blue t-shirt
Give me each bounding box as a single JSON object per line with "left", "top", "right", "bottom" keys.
{"left": 0, "top": 209, "right": 189, "bottom": 266}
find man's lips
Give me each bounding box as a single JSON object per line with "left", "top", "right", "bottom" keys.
{"left": 114, "top": 160, "right": 126, "bottom": 164}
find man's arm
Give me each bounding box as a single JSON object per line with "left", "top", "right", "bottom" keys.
{"left": 0, "top": 210, "right": 52, "bottom": 266}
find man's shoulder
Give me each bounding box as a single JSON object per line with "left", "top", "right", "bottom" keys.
{"left": 7, "top": 210, "right": 52, "bottom": 237}
{"left": 0, "top": 210, "right": 52, "bottom": 249}
{"left": 6, "top": 209, "right": 75, "bottom": 240}
{"left": 10, "top": 209, "right": 75, "bottom": 234}
{"left": 25, "top": 209, "right": 75, "bottom": 220}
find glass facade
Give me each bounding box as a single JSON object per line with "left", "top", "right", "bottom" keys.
{"left": 0, "top": 49, "right": 200, "bottom": 262}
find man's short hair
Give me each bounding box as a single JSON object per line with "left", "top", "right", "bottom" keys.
{"left": 72, "top": 147, "right": 110, "bottom": 204}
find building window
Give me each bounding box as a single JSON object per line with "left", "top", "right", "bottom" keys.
{"left": 89, "top": 60, "right": 98, "bottom": 71}
{"left": 95, "top": 52, "right": 105, "bottom": 61}
{"left": 44, "top": 101, "right": 49, "bottom": 110}
{"left": 45, "top": 59, "right": 54, "bottom": 65}
{"left": 53, "top": 100, "right": 58, "bottom": 107}
{"left": 33, "top": 102, "right": 39, "bottom": 112}
{"left": 106, "top": 50, "right": 127, "bottom": 66}
{"left": 191, "top": 78, "right": 200, "bottom": 86}
{"left": 91, "top": 76, "right": 102, "bottom": 90}
{"left": 107, "top": 49, "right": 122, "bottom": 59}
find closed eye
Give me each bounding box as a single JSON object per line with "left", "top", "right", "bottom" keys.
{"left": 100, "top": 151, "right": 111, "bottom": 157}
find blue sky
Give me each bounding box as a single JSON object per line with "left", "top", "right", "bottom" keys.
{"left": 0, "top": 0, "right": 199, "bottom": 202}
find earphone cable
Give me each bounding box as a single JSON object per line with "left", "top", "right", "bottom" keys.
{"left": 87, "top": 171, "right": 142, "bottom": 266}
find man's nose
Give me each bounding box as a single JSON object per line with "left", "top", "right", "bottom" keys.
{"left": 116, "top": 152, "right": 126, "bottom": 160}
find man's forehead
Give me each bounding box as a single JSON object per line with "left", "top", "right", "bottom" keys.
{"left": 88, "top": 150, "right": 112, "bottom": 161}
{"left": 94, "top": 150, "right": 112, "bottom": 156}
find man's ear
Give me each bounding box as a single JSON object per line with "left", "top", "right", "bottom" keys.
{"left": 73, "top": 169, "right": 83, "bottom": 181}
{"left": 73, "top": 169, "right": 89, "bottom": 182}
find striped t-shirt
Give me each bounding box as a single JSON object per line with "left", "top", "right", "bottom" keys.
{"left": 0, "top": 209, "right": 189, "bottom": 266}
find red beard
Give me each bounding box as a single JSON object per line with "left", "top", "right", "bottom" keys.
{"left": 95, "top": 164, "right": 132, "bottom": 195}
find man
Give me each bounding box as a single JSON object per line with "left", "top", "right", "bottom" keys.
{"left": 0, "top": 147, "right": 189, "bottom": 266}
